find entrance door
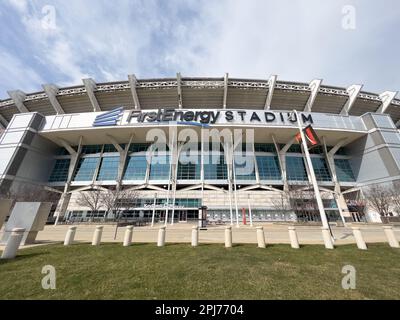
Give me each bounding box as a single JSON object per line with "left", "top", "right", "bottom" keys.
{"left": 179, "top": 210, "right": 187, "bottom": 222}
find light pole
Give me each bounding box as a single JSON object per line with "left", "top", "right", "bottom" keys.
{"left": 293, "top": 110, "right": 332, "bottom": 236}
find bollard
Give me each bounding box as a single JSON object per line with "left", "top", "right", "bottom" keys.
{"left": 351, "top": 227, "right": 367, "bottom": 250}
{"left": 123, "top": 226, "right": 134, "bottom": 247}
{"left": 321, "top": 227, "right": 334, "bottom": 249}
{"left": 64, "top": 226, "right": 77, "bottom": 246}
{"left": 383, "top": 226, "right": 400, "bottom": 248}
{"left": 157, "top": 226, "right": 166, "bottom": 247}
{"left": 191, "top": 226, "right": 199, "bottom": 247}
{"left": 92, "top": 226, "right": 103, "bottom": 246}
{"left": 288, "top": 226, "right": 300, "bottom": 249}
{"left": 225, "top": 226, "right": 232, "bottom": 248}
{"left": 256, "top": 226, "right": 266, "bottom": 248}
{"left": 1, "top": 228, "right": 25, "bottom": 259}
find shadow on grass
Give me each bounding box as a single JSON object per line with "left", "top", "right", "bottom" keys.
{"left": 0, "top": 251, "right": 49, "bottom": 264}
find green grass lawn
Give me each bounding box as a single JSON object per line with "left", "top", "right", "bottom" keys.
{"left": 1, "top": 243, "right": 399, "bottom": 300}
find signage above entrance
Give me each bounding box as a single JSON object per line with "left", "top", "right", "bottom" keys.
{"left": 125, "top": 108, "right": 313, "bottom": 126}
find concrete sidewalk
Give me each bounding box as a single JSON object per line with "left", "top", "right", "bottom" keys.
{"left": 1, "top": 222, "right": 399, "bottom": 250}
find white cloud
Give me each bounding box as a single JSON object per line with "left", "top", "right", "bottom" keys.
{"left": 0, "top": 50, "right": 44, "bottom": 93}
{"left": 1, "top": 0, "right": 400, "bottom": 97}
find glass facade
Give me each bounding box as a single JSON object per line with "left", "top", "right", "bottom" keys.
{"left": 149, "top": 155, "right": 170, "bottom": 180}
{"left": 234, "top": 154, "right": 256, "bottom": 180}
{"left": 73, "top": 157, "right": 100, "bottom": 181}
{"left": 81, "top": 145, "right": 102, "bottom": 154}
{"left": 96, "top": 156, "right": 119, "bottom": 181}
{"left": 311, "top": 157, "right": 331, "bottom": 181}
{"left": 177, "top": 155, "right": 201, "bottom": 180}
{"left": 49, "top": 159, "right": 70, "bottom": 182}
{"left": 256, "top": 156, "right": 281, "bottom": 180}
{"left": 335, "top": 159, "right": 356, "bottom": 182}
{"left": 48, "top": 144, "right": 356, "bottom": 185}
{"left": 204, "top": 154, "right": 228, "bottom": 180}
{"left": 123, "top": 155, "right": 148, "bottom": 180}
{"left": 254, "top": 143, "right": 276, "bottom": 152}
{"left": 286, "top": 156, "right": 308, "bottom": 181}
{"left": 129, "top": 143, "right": 151, "bottom": 152}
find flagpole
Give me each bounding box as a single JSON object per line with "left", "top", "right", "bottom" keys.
{"left": 293, "top": 110, "right": 332, "bottom": 237}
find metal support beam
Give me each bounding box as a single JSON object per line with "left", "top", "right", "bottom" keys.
{"left": 272, "top": 134, "right": 295, "bottom": 192}
{"left": 42, "top": 84, "right": 65, "bottom": 114}
{"left": 54, "top": 136, "right": 83, "bottom": 225}
{"left": 177, "top": 72, "right": 183, "bottom": 109}
{"left": 322, "top": 136, "right": 349, "bottom": 225}
{"left": 340, "top": 84, "right": 363, "bottom": 116}
{"left": 115, "top": 134, "right": 134, "bottom": 188}
{"left": 128, "top": 74, "right": 141, "bottom": 110}
{"left": 223, "top": 73, "right": 228, "bottom": 109}
{"left": 223, "top": 139, "right": 234, "bottom": 225}
{"left": 7, "top": 90, "right": 28, "bottom": 113}
{"left": 83, "top": 78, "right": 101, "bottom": 112}
{"left": 264, "top": 75, "right": 277, "bottom": 110}
{"left": 304, "top": 79, "right": 322, "bottom": 112}
{"left": 106, "top": 134, "right": 124, "bottom": 153}
{"left": 377, "top": 91, "right": 397, "bottom": 114}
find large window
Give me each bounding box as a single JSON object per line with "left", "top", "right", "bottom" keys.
{"left": 254, "top": 143, "right": 276, "bottom": 152}
{"left": 177, "top": 155, "right": 201, "bottom": 180}
{"left": 204, "top": 154, "right": 228, "bottom": 180}
{"left": 129, "top": 143, "right": 151, "bottom": 153}
{"left": 234, "top": 154, "right": 256, "bottom": 180}
{"left": 73, "top": 157, "right": 100, "bottom": 181}
{"left": 97, "top": 156, "right": 119, "bottom": 181}
{"left": 311, "top": 157, "right": 331, "bottom": 181}
{"left": 286, "top": 156, "right": 308, "bottom": 181}
{"left": 149, "top": 155, "right": 170, "bottom": 180}
{"left": 123, "top": 155, "right": 148, "bottom": 180}
{"left": 49, "top": 159, "right": 70, "bottom": 182}
{"left": 335, "top": 159, "right": 355, "bottom": 182}
{"left": 81, "top": 145, "right": 102, "bottom": 154}
{"left": 256, "top": 156, "right": 281, "bottom": 180}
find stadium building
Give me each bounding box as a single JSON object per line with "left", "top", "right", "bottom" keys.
{"left": 0, "top": 74, "right": 399, "bottom": 224}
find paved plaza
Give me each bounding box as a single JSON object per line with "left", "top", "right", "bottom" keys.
{"left": 1, "top": 222, "right": 399, "bottom": 250}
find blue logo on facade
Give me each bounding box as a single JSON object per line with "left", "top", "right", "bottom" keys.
{"left": 93, "top": 107, "right": 124, "bottom": 127}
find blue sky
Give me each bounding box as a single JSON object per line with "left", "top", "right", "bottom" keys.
{"left": 0, "top": 0, "right": 399, "bottom": 99}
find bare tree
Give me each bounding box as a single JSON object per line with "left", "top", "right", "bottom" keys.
{"left": 363, "top": 183, "right": 391, "bottom": 217}
{"left": 100, "top": 187, "right": 140, "bottom": 221}
{"left": 271, "top": 191, "right": 291, "bottom": 213}
{"left": 2, "top": 183, "right": 61, "bottom": 208}
{"left": 75, "top": 188, "right": 103, "bottom": 221}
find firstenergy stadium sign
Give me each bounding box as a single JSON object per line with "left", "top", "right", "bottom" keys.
{"left": 93, "top": 107, "right": 313, "bottom": 127}
{"left": 127, "top": 109, "right": 313, "bottom": 125}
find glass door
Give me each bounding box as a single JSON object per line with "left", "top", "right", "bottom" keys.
{"left": 179, "top": 210, "right": 187, "bottom": 222}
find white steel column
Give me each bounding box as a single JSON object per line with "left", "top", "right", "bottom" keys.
{"left": 177, "top": 72, "right": 183, "bottom": 109}
{"left": 83, "top": 78, "right": 101, "bottom": 112}
{"left": 232, "top": 145, "right": 239, "bottom": 228}
{"left": 264, "top": 75, "right": 277, "bottom": 110}
{"left": 272, "top": 134, "right": 295, "bottom": 192}
{"left": 7, "top": 90, "right": 28, "bottom": 113}
{"left": 151, "top": 193, "right": 157, "bottom": 227}
{"left": 340, "top": 84, "right": 362, "bottom": 116}
{"left": 171, "top": 142, "right": 184, "bottom": 225}
{"left": 54, "top": 136, "right": 83, "bottom": 225}
{"left": 128, "top": 74, "right": 141, "bottom": 110}
{"left": 42, "top": 84, "right": 65, "bottom": 114}
{"left": 304, "top": 79, "right": 322, "bottom": 112}
{"left": 248, "top": 194, "right": 253, "bottom": 227}
{"left": 224, "top": 140, "right": 234, "bottom": 225}
{"left": 294, "top": 110, "right": 330, "bottom": 231}
{"left": 377, "top": 91, "right": 397, "bottom": 114}
{"left": 223, "top": 73, "right": 228, "bottom": 109}
{"left": 322, "top": 137, "right": 348, "bottom": 226}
